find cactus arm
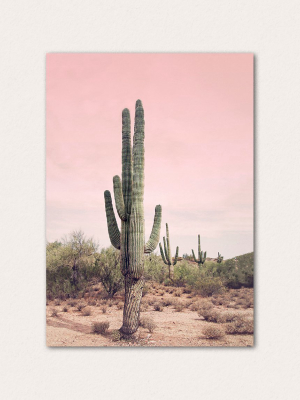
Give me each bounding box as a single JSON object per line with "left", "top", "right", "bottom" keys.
{"left": 163, "top": 237, "right": 170, "bottom": 264}
{"left": 203, "top": 251, "right": 207, "bottom": 263}
{"left": 192, "top": 249, "right": 198, "bottom": 263}
{"left": 173, "top": 246, "right": 179, "bottom": 266}
{"left": 159, "top": 242, "right": 168, "bottom": 265}
{"left": 129, "top": 100, "right": 145, "bottom": 279}
{"left": 144, "top": 204, "right": 162, "bottom": 253}
{"left": 104, "top": 190, "right": 120, "bottom": 250}
{"left": 122, "top": 108, "right": 132, "bottom": 215}
{"left": 132, "top": 99, "right": 145, "bottom": 211}
{"left": 166, "top": 223, "right": 172, "bottom": 266}
{"left": 113, "top": 175, "right": 126, "bottom": 221}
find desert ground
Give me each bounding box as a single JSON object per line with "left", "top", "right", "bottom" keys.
{"left": 46, "top": 283, "right": 254, "bottom": 347}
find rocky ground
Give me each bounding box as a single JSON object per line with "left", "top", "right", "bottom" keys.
{"left": 46, "top": 283, "right": 254, "bottom": 347}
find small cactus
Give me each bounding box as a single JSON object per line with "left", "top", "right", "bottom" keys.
{"left": 159, "top": 223, "right": 179, "bottom": 281}
{"left": 192, "top": 234, "right": 207, "bottom": 267}
{"left": 217, "top": 252, "right": 223, "bottom": 263}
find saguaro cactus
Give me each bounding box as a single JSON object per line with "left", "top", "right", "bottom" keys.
{"left": 192, "top": 234, "right": 207, "bottom": 267}
{"left": 104, "top": 100, "right": 162, "bottom": 335}
{"left": 159, "top": 223, "right": 179, "bottom": 281}
{"left": 217, "top": 252, "right": 223, "bottom": 263}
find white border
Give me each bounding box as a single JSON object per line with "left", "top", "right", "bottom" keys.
{"left": 1, "top": 1, "right": 300, "bottom": 399}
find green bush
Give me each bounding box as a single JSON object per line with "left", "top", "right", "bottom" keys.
{"left": 94, "top": 247, "right": 124, "bottom": 298}
{"left": 144, "top": 254, "right": 168, "bottom": 283}
{"left": 193, "top": 277, "right": 225, "bottom": 297}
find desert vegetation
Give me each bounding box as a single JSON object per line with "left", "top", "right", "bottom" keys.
{"left": 47, "top": 234, "right": 254, "bottom": 346}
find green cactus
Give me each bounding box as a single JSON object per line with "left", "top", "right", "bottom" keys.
{"left": 104, "top": 100, "right": 162, "bottom": 335}
{"left": 217, "top": 252, "right": 223, "bottom": 263}
{"left": 192, "top": 234, "right": 207, "bottom": 267}
{"left": 159, "top": 223, "right": 179, "bottom": 281}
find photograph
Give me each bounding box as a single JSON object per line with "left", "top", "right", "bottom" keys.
{"left": 46, "top": 53, "right": 253, "bottom": 347}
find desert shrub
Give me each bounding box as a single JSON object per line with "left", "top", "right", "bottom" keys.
{"left": 62, "top": 306, "right": 69, "bottom": 312}
{"left": 202, "top": 324, "right": 225, "bottom": 339}
{"left": 67, "top": 300, "right": 76, "bottom": 307}
{"left": 193, "top": 277, "right": 225, "bottom": 297}
{"left": 235, "top": 298, "right": 245, "bottom": 306}
{"left": 184, "top": 299, "right": 193, "bottom": 308}
{"left": 139, "top": 303, "right": 148, "bottom": 312}
{"left": 51, "top": 308, "right": 58, "bottom": 317}
{"left": 94, "top": 247, "right": 124, "bottom": 298}
{"left": 117, "top": 302, "right": 123, "bottom": 310}
{"left": 102, "top": 306, "right": 107, "bottom": 314}
{"left": 147, "top": 298, "right": 155, "bottom": 306}
{"left": 111, "top": 330, "right": 121, "bottom": 342}
{"left": 153, "top": 302, "right": 163, "bottom": 312}
{"left": 220, "top": 253, "right": 254, "bottom": 288}
{"left": 89, "top": 300, "right": 96, "bottom": 306}
{"left": 225, "top": 315, "right": 254, "bottom": 334}
{"left": 198, "top": 299, "right": 213, "bottom": 311}
{"left": 107, "top": 299, "right": 113, "bottom": 307}
{"left": 173, "top": 261, "right": 199, "bottom": 287}
{"left": 82, "top": 307, "right": 91, "bottom": 316}
{"left": 198, "top": 308, "right": 224, "bottom": 322}
{"left": 162, "top": 298, "right": 172, "bottom": 307}
{"left": 158, "top": 289, "right": 165, "bottom": 296}
{"left": 77, "top": 303, "right": 86, "bottom": 311}
{"left": 46, "top": 292, "right": 54, "bottom": 301}
{"left": 197, "top": 300, "right": 214, "bottom": 319}
{"left": 174, "top": 289, "right": 182, "bottom": 297}
{"left": 140, "top": 317, "right": 157, "bottom": 333}
{"left": 46, "top": 234, "right": 98, "bottom": 297}
{"left": 144, "top": 254, "right": 168, "bottom": 283}
{"left": 190, "top": 301, "right": 201, "bottom": 312}
{"left": 174, "top": 302, "right": 185, "bottom": 312}
{"left": 54, "top": 299, "right": 61, "bottom": 306}
{"left": 93, "top": 321, "right": 109, "bottom": 334}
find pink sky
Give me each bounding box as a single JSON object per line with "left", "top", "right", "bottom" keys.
{"left": 46, "top": 53, "right": 253, "bottom": 259}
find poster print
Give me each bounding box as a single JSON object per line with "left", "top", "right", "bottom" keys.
{"left": 46, "top": 54, "right": 253, "bottom": 347}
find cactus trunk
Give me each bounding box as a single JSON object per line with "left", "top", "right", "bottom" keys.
{"left": 104, "top": 100, "right": 162, "bottom": 335}
{"left": 122, "top": 276, "right": 144, "bottom": 334}
{"left": 159, "top": 223, "right": 179, "bottom": 281}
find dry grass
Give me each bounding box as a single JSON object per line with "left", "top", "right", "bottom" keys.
{"left": 93, "top": 321, "right": 109, "bottom": 335}
{"left": 226, "top": 315, "right": 254, "bottom": 335}
{"left": 202, "top": 324, "right": 225, "bottom": 339}
{"left": 174, "top": 302, "right": 185, "bottom": 312}
{"left": 76, "top": 303, "right": 86, "bottom": 311}
{"left": 51, "top": 308, "right": 58, "bottom": 317}
{"left": 140, "top": 317, "right": 157, "bottom": 333}
{"left": 153, "top": 302, "right": 163, "bottom": 312}
{"left": 82, "top": 307, "right": 91, "bottom": 316}
{"left": 111, "top": 330, "right": 121, "bottom": 342}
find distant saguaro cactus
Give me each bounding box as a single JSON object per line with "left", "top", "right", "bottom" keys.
{"left": 104, "top": 100, "right": 162, "bottom": 335}
{"left": 159, "top": 223, "right": 179, "bottom": 280}
{"left": 217, "top": 252, "right": 223, "bottom": 263}
{"left": 192, "top": 234, "right": 207, "bottom": 267}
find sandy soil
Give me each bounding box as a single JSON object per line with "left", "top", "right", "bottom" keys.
{"left": 46, "top": 286, "right": 254, "bottom": 347}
